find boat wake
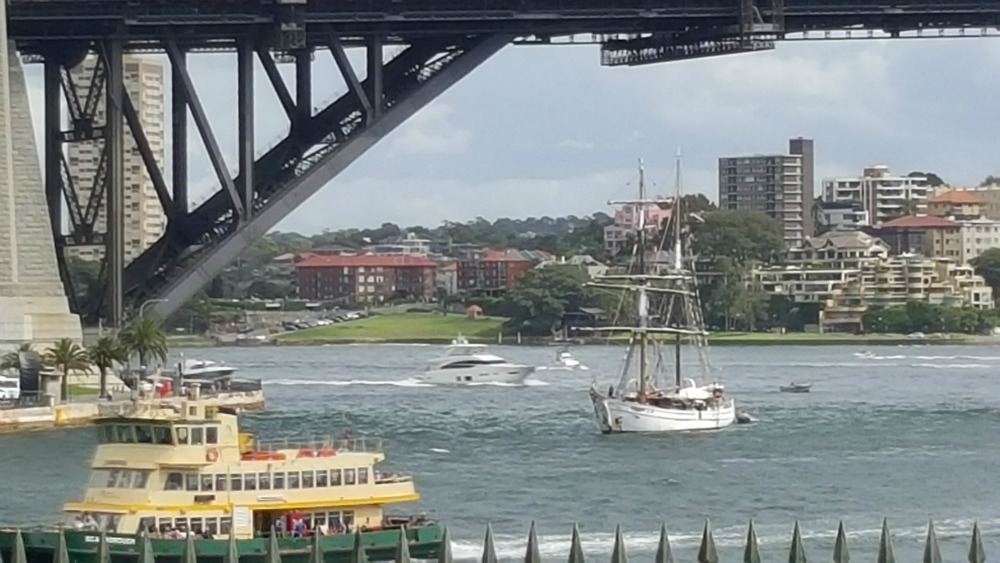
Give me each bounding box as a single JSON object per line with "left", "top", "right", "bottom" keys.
{"left": 265, "top": 378, "right": 434, "bottom": 388}
{"left": 448, "top": 518, "right": 999, "bottom": 560}
{"left": 462, "top": 379, "right": 550, "bottom": 387}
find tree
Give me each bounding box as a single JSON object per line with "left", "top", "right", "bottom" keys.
{"left": 88, "top": 336, "right": 127, "bottom": 399}
{"left": 908, "top": 171, "right": 946, "bottom": 187}
{"left": 690, "top": 209, "right": 784, "bottom": 265}
{"left": 971, "top": 248, "right": 1000, "bottom": 299}
{"left": 980, "top": 175, "right": 1000, "bottom": 187}
{"left": 503, "top": 265, "right": 591, "bottom": 335}
{"left": 119, "top": 317, "right": 169, "bottom": 368}
{"left": 679, "top": 194, "right": 717, "bottom": 215}
{"left": 1, "top": 343, "right": 33, "bottom": 373}
{"left": 43, "top": 338, "right": 91, "bottom": 402}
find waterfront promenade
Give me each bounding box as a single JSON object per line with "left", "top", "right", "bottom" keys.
{"left": 0, "top": 381, "right": 265, "bottom": 433}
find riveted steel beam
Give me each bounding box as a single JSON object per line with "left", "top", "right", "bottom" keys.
{"left": 165, "top": 39, "right": 242, "bottom": 219}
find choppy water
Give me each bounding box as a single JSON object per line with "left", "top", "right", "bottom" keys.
{"left": 1, "top": 343, "right": 998, "bottom": 561}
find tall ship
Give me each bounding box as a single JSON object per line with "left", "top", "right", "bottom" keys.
{"left": 587, "top": 154, "right": 736, "bottom": 433}
{"left": 0, "top": 398, "right": 444, "bottom": 562}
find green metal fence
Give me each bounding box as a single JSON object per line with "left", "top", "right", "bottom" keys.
{"left": 0, "top": 519, "right": 988, "bottom": 563}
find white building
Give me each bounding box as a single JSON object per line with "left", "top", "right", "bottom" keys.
{"left": 823, "top": 165, "right": 929, "bottom": 226}
{"left": 371, "top": 232, "right": 433, "bottom": 256}
{"left": 65, "top": 55, "right": 166, "bottom": 263}
{"left": 958, "top": 218, "right": 1000, "bottom": 263}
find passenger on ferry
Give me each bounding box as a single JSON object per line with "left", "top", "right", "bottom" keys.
{"left": 274, "top": 516, "right": 286, "bottom": 537}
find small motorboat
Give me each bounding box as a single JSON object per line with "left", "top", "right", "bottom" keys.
{"left": 780, "top": 382, "right": 812, "bottom": 393}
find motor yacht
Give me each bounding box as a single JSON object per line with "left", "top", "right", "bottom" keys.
{"left": 417, "top": 335, "right": 534, "bottom": 385}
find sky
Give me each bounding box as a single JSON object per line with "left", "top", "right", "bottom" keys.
{"left": 21, "top": 36, "right": 1000, "bottom": 235}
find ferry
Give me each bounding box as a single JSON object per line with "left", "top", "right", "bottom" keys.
{"left": 0, "top": 398, "right": 445, "bottom": 562}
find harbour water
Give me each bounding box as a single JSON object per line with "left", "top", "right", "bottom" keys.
{"left": 0, "top": 343, "right": 997, "bottom": 560}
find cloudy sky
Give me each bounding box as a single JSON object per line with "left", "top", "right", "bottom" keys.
{"left": 23, "top": 37, "right": 1000, "bottom": 235}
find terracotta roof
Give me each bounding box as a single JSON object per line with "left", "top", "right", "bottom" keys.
{"left": 930, "top": 190, "right": 982, "bottom": 205}
{"left": 481, "top": 249, "right": 534, "bottom": 262}
{"left": 296, "top": 254, "right": 436, "bottom": 268}
{"left": 880, "top": 215, "right": 959, "bottom": 229}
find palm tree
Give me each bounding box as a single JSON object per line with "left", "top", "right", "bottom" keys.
{"left": 88, "top": 336, "right": 127, "bottom": 399}
{"left": 1, "top": 343, "right": 33, "bottom": 373}
{"left": 119, "top": 316, "right": 168, "bottom": 369}
{"left": 44, "top": 338, "right": 92, "bottom": 402}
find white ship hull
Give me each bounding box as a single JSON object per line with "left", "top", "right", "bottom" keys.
{"left": 418, "top": 364, "right": 535, "bottom": 385}
{"left": 590, "top": 392, "right": 736, "bottom": 433}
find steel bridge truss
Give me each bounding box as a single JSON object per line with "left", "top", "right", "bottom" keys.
{"left": 41, "top": 32, "right": 511, "bottom": 325}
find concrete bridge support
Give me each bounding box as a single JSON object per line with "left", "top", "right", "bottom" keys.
{"left": 0, "top": 0, "right": 82, "bottom": 346}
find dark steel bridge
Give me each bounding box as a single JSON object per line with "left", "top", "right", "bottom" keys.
{"left": 8, "top": 0, "right": 1000, "bottom": 324}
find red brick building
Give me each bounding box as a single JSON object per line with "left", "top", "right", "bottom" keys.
{"left": 457, "top": 249, "right": 550, "bottom": 293}
{"left": 296, "top": 254, "right": 436, "bottom": 303}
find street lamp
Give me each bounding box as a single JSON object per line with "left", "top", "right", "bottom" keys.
{"left": 139, "top": 298, "right": 169, "bottom": 318}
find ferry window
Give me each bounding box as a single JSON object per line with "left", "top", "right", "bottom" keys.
{"left": 220, "top": 517, "right": 232, "bottom": 535}
{"left": 288, "top": 472, "right": 300, "bottom": 489}
{"left": 185, "top": 473, "right": 199, "bottom": 491}
{"left": 316, "top": 470, "right": 328, "bottom": 487}
{"left": 273, "top": 473, "right": 285, "bottom": 489}
{"left": 215, "top": 475, "right": 227, "bottom": 492}
{"left": 206, "top": 518, "right": 219, "bottom": 535}
{"left": 191, "top": 427, "right": 204, "bottom": 445}
{"left": 230, "top": 474, "right": 243, "bottom": 491}
{"left": 100, "top": 425, "right": 114, "bottom": 443}
{"left": 165, "top": 472, "right": 183, "bottom": 490}
{"left": 302, "top": 471, "right": 314, "bottom": 488}
{"left": 153, "top": 426, "right": 172, "bottom": 445}
{"left": 175, "top": 427, "right": 189, "bottom": 445}
{"left": 135, "top": 425, "right": 154, "bottom": 444}
{"left": 131, "top": 470, "right": 149, "bottom": 489}
{"left": 344, "top": 469, "right": 356, "bottom": 486}
{"left": 106, "top": 469, "right": 121, "bottom": 488}
{"left": 174, "top": 518, "right": 188, "bottom": 532}
{"left": 189, "top": 517, "right": 204, "bottom": 534}
{"left": 342, "top": 511, "right": 355, "bottom": 526}
{"left": 137, "top": 517, "right": 155, "bottom": 534}
{"left": 244, "top": 474, "right": 257, "bottom": 491}
{"left": 200, "top": 474, "right": 214, "bottom": 491}
{"left": 206, "top": 427, "right": 219, "bottom": 444}
{"left": 115, "top": 425, "right": 134, "bottom": 443}
{"left": 358, "top": 468, "right": 369, "bottom": 485}
{"left": 258, "top": 472, "right": 271, "bottom": 490}
{"left": 330, "top": 469, "right": 342, "bottom": 486}
{"left": 314, "top": 513, "right": 327, "bottom": 527}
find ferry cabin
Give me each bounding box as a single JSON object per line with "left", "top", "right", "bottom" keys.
{"left": 65, "top": 403, "right": 419, "bottom": 539}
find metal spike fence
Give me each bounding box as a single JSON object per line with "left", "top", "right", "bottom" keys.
{"left": 0, "top": 520, "right": 989, "bottom": 563}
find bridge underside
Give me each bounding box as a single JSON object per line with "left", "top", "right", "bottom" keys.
{"left": 10, "top": 0, "right": 1000, "bottom": 323}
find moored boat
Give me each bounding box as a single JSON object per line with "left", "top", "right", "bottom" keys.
{"left": 780, "top": 382, "right": 812, "bottom": 393}
{"left": 0, "top": 400, "right": 444, "bottom": 562}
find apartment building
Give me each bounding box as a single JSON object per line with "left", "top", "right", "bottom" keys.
{"left": 718, "top": 137, "right": 814, "bottom": 247}
{"left": 822, "top": 166, "right": 929, "bottom": 225}
{"left": 871, "top": 215, "right": 962, "bottom": 260}
{"left": 65, "top": 55, "right": 167, "bottom": 263}
{"left": 934, "top": 184, "right": 1000, "bottom": 220}
{"left": 755, "top": 230, "right": 993, "bottom": 332}
{"left": 457, "top": 248, "right": 552, "bottom": 293}
{"left": 369, "top": 232, "right": 434, "bottom": 256}
{"left": 602, "top": 200, "right": 671, "bottom": 255}
{"left": 295, "top": 254, "right": 436, "bottom": 303}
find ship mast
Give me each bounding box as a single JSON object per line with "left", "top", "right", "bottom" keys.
{"left": 636, "top": 159, "right": 649, "bottom": 401}
{"left": 673, "top": 149, "right": 683, "bottom": 389}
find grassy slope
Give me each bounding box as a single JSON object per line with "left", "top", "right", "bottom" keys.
{"left": 277, "top": 313, "right": 506, "bottom": 343}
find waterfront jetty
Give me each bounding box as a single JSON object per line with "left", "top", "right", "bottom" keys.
{"left": 0, "top": 380, "right": 264, "bottom": 433}
{"left": 0, "top": 519, "right": 986, "bottom": 563}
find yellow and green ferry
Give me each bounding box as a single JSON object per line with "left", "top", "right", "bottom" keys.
{"left": 0, "top": 400, "right": 445, "bottom": 562}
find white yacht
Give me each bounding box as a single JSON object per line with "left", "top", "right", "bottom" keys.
{"left": 543, "top": 348, "right": 588, "bottom": 371}
{"left": 178, "top": 358, "right": 237, "bottom": 382}
{"left": 418, "top": 336, "right": 535, "bottom": 385}
{"left": 587, "top": 154, "right": 736, "bottom": 434}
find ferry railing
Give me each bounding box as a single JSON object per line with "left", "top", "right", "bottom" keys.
{"left": 1, "top": 518, "right": 986, "bottom": 563}
{"left": 250, "top": 436, "right": 384, "bottom": 454}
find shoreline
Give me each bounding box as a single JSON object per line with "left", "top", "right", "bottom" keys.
{"left": 183, "top": 334, "right": 994, "bottom": 348}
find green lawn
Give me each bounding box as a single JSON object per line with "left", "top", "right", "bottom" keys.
{"left": 705, "top": 331, "right": 971, "bottom": 345}
{"left": 277, "top": 313, "right": 506, "bottom": 343}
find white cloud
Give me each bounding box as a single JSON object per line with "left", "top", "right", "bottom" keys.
{"left": 389, "top": 104, "right": 472, "bottom": 155}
